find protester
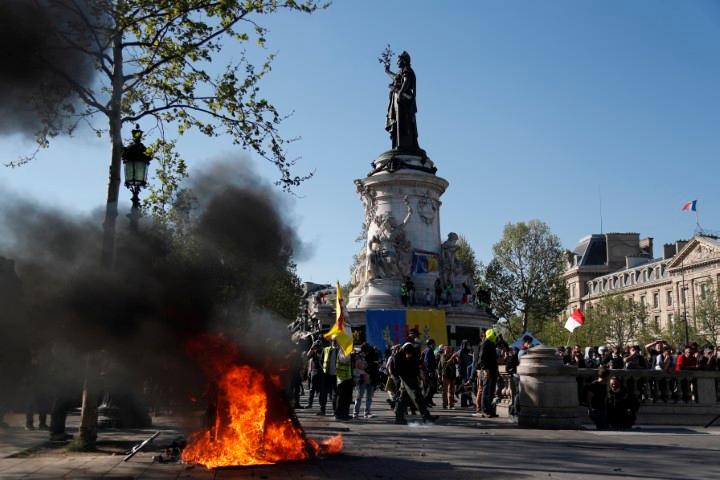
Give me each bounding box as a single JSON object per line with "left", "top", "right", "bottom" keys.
{"left": 394, "top": 343, "right": 436, "bottom": 424}
{"left": 317, "top": 338, "right": 339, "bottom": 416}
{"left": 434, "top": 277, "right": 443, "bottom": 306}
{"left": 334, "top": 345, "right": 354, "bottom": 421}
{"left": 606, "top": 376, "right": 638, "bottom": 429}
{"left": 352, "top": 350, "right": 373, "bottom": 419}
{"left": 586, "top": 366, "right": 610, "bottom": 429}
{"left": 306, "top": 341, "right": 323, "bottom": 409}
{"left": 421, "top": 339, "right": 438, "bottom": 406}
{"left": 439, "top": 346, "right": 457, "bottom": 409}
{"left": 478, "top": 328, "right": 499, "bottom": 418}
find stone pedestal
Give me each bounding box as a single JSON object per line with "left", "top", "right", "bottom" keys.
{"left": 517, "top": 347, "right": 580, "bottom": 429}
{"left": 349, "top": 151, "right": 449, "bottom": 310}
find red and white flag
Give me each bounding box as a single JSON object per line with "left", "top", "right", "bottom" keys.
{"left": 564, "top": 309, "right": 585, "bottom": 333}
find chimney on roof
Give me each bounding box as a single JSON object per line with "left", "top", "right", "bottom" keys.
{"left": 663, "top": 243, "right": 676, "bottom": 259}
{"left": 639, "top": 237, "right": 654, "bottom": 258}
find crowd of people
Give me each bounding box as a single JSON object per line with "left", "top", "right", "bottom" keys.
{"left": 559, "top": 341, "right": 718, "bottom": 372}
{"left": 292, "top": 332, "right": 720, "bottom": 430}
{"left": 293, "top": 329, "right": 514, "bottom": 425}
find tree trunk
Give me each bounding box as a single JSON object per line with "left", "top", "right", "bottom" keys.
{"left": 80, "top": 16, "right": 125, "bottom": 451}
{"left": 100, "top": 14, "right": 125, "bottom": 269}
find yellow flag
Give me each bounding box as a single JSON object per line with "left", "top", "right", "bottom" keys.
{"left": 407, "top": 309, "right": 448, "bottom": 346}
{"left": 323, "top": 282, "right": 353, "bottom": 355}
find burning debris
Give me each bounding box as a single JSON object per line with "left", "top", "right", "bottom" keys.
{"left": 181, "top": 336, "right": 342, "bottom": 468}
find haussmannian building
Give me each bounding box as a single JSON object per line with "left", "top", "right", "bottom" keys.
{"left": 563, "top": 232, "right": 720, "bottom": 333}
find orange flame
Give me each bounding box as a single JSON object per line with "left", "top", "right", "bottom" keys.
{"left": 182, "top": 364, "right": 342, "bottom": 468}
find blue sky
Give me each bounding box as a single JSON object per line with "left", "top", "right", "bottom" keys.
{"left": 1, "top": 0, "right": 719, "bottom": 283}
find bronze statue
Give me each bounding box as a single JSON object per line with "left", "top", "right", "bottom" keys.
{"left": 383, "top": 50, "right": 420, "bottom": 152}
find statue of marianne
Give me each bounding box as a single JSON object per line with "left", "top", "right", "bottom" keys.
{"left": 384, "top": 51, "right": 420, "bottom": 152}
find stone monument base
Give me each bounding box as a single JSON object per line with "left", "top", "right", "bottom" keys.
{"left": 349, "top": 279, "right": 402, "bottom": 309}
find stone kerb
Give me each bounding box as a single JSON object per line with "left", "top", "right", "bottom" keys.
{"left": 517, "top": 346, "right": 580, "bottom": 429}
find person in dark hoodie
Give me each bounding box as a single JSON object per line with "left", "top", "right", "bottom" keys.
{"left": 457, "top": 339, "right": 473, "bottom": 407}
{"left": 394, "top": 343, "right": 436, "bottom": 425}
{"left": 478, "top": 328, "right": 499, "bottom": 417}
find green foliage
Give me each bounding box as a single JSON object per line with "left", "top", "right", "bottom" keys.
{"left": 694, "top": 285, "right": 720, "bottom": 345}
{"left": 19, "top": 0, "right": 326, "bottom": 190}
{"left": 483, "top": 220, "right": 567, "bottom": 333}
{"left": 455, "top": 234, "right": 481, "bottom": 286}
{"left": 256, "top": 260, "right": 304, "bottom": 321}
{"left": 584, "top": 295, "right": 648, "bottom": 348}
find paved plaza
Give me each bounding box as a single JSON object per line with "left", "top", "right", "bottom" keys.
{"left": 1, "top": 393, "right": 719, "bottom": 480}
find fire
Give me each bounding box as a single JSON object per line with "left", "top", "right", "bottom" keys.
{"left": 182, "top": 363, "right": 342, "bottom": 468}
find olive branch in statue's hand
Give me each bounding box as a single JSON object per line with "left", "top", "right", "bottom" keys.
{"left": 378, "top": 44, "right": 394, "bottom": 70}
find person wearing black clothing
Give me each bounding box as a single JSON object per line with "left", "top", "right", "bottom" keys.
{"left": 606, "top": 376, "right": 639, "bottom": 429}
{"left": 404, "top": 277, "right": 416, "bottom": 306}
{"left": 586, "top": 367, "right": 609, "bottom": 429}
{"left": 421, "top": 339, "right": 438, "bottom": 406}
{"left": 457, "top": 340, "right": 474, "bottom": 407}
{"left": 394, "top": 343, "right": 435, "bottom": 425}
{"left": 478, "top": 329, "right": 499, "bottom": 417}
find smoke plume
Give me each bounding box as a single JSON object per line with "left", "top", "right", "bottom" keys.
{"left": 0, "top": 159, "right": 302, "bottom": 416}
{"left": 0, "top": 1, "right": 100, "bottom": 136}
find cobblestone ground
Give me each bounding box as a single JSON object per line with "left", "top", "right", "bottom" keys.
{"left": 1, "top": 392, "right": 719, "bottom": 479}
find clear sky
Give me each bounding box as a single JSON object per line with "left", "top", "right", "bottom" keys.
{"left": 1, "top": 0, "right": 719, "bottom": 284}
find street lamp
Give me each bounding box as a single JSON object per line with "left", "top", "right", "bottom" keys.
{"left": 122, "top": 124, "right": 152, "bottom": 232}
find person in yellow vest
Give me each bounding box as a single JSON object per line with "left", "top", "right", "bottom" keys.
{"left": 334, "top": 340, "right": 355, "bottom": 421}
{"left": 317, "top": 338, "right": 339, "bottom": 416}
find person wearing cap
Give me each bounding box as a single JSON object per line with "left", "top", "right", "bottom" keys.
{"left": 478, "top": 328, "right": 499, "bottom": 417}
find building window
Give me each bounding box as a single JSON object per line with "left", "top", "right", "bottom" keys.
{"left": 681, "top": 287, "right": 687, "bottom": 304}
{"left": 570, "top": 283, "right": 575, "bottom": 297}
{"left": 700, "top": 283, "right": 707, "bottom": 299}
{"left": 654, "top": 316, "right": 660, "bottom": 330}
{"left": 653, "top": 292, "right": 659, "bottom": 308}
{"left": 666, "top": 290, "right": 673, "bottom": 306}
{"left": 668, "top": 313, "right": 674, "bottom": 325}
{"left": 640, "top": 295, "right": 646, "bottom": 306}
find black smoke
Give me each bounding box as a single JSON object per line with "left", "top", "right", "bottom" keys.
{"left": 0, "top": 1, "right": 100, "bottom": 136}
{"left": 0, "top": 160, "right": 302, "bottom": 417}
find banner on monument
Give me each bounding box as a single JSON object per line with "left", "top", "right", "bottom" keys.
{"left": 407, "top": 309, "right": 447, "bottom": 346}
{"left": 411, "top": 250, "right": 440, "bottom": 275}
{"left": 365, "top": 309, "right": 447, "bottom": 355}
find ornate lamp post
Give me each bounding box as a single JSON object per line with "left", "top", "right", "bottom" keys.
{"left": 122, "top": 124, "right": 152, "bottom": 232}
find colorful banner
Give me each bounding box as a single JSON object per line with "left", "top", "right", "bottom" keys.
{"left": 411, "top": 250, "right": 440, "bottom": 274}
{"left": 365, "top": 309, "right": 447, "bottom": 355}
{"left": 365, "top": 310, "right": 407, "bottom": 355}
{"left": 407, "top": 309, "right": 448, "bottom": 346}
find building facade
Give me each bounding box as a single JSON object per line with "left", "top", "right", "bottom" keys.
{"left": 564, "top": 233, "right": 720, "bottom": 333}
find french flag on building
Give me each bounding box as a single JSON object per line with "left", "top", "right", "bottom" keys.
{"left": 564, "top": 309, "right": 585, "bottom": 333}
{"left": 681, "top": 200, "right": 697, "bottom": 212}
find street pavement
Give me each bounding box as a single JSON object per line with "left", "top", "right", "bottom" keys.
{"left": 1, "top": 394, "right": 719, "bottom": 479}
